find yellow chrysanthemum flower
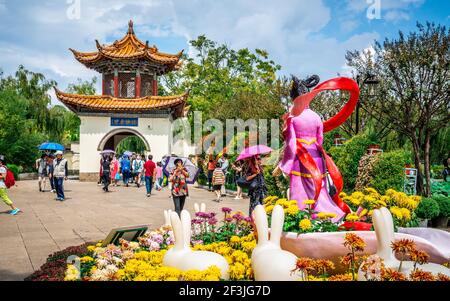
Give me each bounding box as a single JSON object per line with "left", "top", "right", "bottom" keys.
{"left": 326, "top": 212, "right": 337, "bottom": 219}
{"left": 317, "top": 212, "right": 329, "bottom": 220}
{"left": 299, "top": 219, "right": 312, "bottom": 231}
{"left": 359, "top": 209, "right": 368, "bottom": 218}
{"left": 303, "top": 200, "right": 316, "bottom": 206}
{"left": 286, "top": 205, "right": 300, "bottom": 216}
{"left": 346, "top": 213, "right": 359, "bottom": 222}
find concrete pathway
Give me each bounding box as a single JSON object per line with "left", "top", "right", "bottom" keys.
{"left": 0, "top": 180, "right": 249, "bottom": 280}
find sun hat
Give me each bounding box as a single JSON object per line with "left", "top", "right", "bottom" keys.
{"left": 55, "top": 151, "right": 63, "bottom": 155}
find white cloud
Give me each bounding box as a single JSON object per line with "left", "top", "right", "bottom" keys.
{"left": 0, "top": 0, "right": 384, "bottom": 105}
{"left": 385, "top": 10, "right": 411, "bottom": 22}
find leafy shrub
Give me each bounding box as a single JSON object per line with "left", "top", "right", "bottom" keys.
{"left": 431, "top": 181, "right": 450, "bottom": 197}
{"left": 6, "top": 164, "right": 21, "bottom": 179}
{"left": 330, "top": 134, "right": 375, "bottom": 192}
{"left": 416, "top": 198, "right": 440, "bottom": 220}
{"left": 431, "top": 165, "right": 444, "bottom": 179}
{"left": 371, "top": 150, "right": 412, "bottom": 194}
{"left": 433, "top": 194, "right": 450, "bottom": 218}
{"left": 263, "top": 167, "right": 288, "bottom": 198}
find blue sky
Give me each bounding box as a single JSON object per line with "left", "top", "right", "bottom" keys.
{"left": 0, "top": 0, "right": 448, "bottom": 104}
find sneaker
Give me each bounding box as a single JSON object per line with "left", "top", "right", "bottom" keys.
{"left": 146, "top": 193, "right": 150, "bottom": 197}
{"left": 137, "top": 183, "right": 140, "bottom": 188}
{"left": 10, "top": 208, "right": 20, "bottom": 215}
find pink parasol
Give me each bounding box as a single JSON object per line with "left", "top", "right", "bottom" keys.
{"left": 236, "top": 145, "right": 273, "bottom": 161}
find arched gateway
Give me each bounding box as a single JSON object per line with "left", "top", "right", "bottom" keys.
{"left": 55, "top": 21, "right": 189, "bottom": 181}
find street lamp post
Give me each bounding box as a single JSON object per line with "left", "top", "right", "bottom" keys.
{"left": 355, "top": 73, "right": 379, "bottom": 134}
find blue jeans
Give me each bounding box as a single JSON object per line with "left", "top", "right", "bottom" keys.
{"left": 55, "top": 177, "right": 65, "bottom": 200}
{"left": 145, "top": 176, "right": 153, "bottom": 194}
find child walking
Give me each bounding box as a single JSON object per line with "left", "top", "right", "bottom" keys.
{"left": 0, "top": 155, "right": 20, "bottom": 215}
{"left": 212, "top": 162, "right": 225, "bottom": 202}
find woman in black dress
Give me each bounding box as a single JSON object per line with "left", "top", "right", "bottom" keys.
{"left": 245, "top": 155, "right": 267, "bottom": 216}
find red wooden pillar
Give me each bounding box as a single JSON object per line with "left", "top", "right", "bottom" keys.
{"left": 102, "top": 74, "right": 106, "bottom": 95}
{"left": 152, "top": 75, "right": 158, "bottom": 96}
{"left": 114, "top": 69, "right": 119, "bottom": 97}
{"left": 135, "top": 70, "right": 141, "bottom": 98}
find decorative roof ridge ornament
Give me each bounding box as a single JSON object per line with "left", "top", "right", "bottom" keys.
{"left": 128, "top": 20, "right": 134, "bottom": 35}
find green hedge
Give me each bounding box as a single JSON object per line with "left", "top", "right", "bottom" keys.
{"left": 371, "top": 150, "right": 412, "bottom": 194}
{"left": 433, "top": 194, "right": 450, "bottom": 218}
{"left": 416, "top": 197, "right": 440, "bottom": 220}
{"left": 329, "top": 134, "right": 375, "bottom": 192}
{"left": 6, "top": 164, "right": 21, "bottom": 179}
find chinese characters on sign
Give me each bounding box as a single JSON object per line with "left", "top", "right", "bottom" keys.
{"left": 111, "top": 117, "right": 138, "bottom": 127}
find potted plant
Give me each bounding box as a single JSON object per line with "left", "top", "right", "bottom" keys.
{"left": 431, "top": 194, "right": 450, "bottom": 228}
{"left": 415, "top": 197, "right": 440, "bottom": 227}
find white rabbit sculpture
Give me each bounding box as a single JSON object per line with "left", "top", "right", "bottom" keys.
{"left": 251, "top": 205, "right": 302, "bottom": 281}
{"left": 163, "top": 209, "right": 173, "bottom": 227}
{"left": 358, "top": 207, "right": 450, "bottom": 280}
{"left": 162, "top": 210, "right": 230, "bottom": 279}
{"left": 194, "top": 202, "right": 206, "bottom": 213}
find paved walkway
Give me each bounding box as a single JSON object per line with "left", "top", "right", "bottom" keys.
{"left": 0, "top": 180, "right": 249, "bottom": 280}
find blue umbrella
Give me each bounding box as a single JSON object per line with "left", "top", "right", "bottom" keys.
{"left": 123, "top": 151, "right": 133, "bottom": 157}
{"left": 38, "top": 142, "right": 65, "bottom": 151}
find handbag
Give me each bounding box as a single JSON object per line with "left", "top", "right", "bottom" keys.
{"left": 322, "top": 153, "right": 337, "bottom": 198}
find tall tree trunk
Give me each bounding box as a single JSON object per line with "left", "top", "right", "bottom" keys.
{"left": 411, "top": 136, "right": 424, "bottom": 196}
{"left": 423, "top": 130, "right": 431, "bottom": 197}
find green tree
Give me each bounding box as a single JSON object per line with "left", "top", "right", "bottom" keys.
{"left": 346, "top": 22, "right": 450, "bottom": 196}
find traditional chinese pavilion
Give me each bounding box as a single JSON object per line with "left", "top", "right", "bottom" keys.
{"left": 55, "top": 20, "right": 188, "bottom": 181}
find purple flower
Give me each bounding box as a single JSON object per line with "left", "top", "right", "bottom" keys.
{"left": 233, "top": 213, "right": 244, "bottom": 221}
{"left": 192, "top": 218, "right": 202, "bottom": 225}
{"left": 225, "top": 217, "right": 233, "bottom": 223}
{"left": 222, "top": 207, "right": 232, "bottom": 214}
{"left": 197, "top": 212, "right": 210, "bottom": 219}
{"left": 208, "top": 212, "right": 217, "bottom": 218}
{"left": 244, "top": 216, "right": 253, "bottom": 223}
{"left": 208, "top": 217, "right": 218, "bottom": 225}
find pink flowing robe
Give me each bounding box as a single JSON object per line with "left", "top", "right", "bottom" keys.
{"left": 110, "top": 159, "right": 119, "bottom": 179}
{"left": 279, "top": 108, "right": 346, "bottom": 222}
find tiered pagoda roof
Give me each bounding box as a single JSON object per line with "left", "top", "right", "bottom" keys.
{"left": 69, "top": 20, "right": 183, "bottom": 74}
{"left": 55, "top": 88, "right": 188, "bottom": 117}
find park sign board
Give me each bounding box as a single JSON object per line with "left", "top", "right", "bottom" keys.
{"left": 111, "top": 117, "right": 138, "bottom": 127}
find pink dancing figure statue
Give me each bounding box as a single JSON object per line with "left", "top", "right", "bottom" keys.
{"left": 277, "top": 76, "right": 360, "bottom": 222}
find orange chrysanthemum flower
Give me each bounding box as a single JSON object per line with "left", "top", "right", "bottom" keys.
{"left": 328, "top": 274, "right": 353, "bottom": 281}
{"left": 313, "top": 259, "right": 336, "bottom": 274}
{"left": 382, "top": 268, "right": 407, "bottom": 281}
{"left": 344, "top": 233, "right": 366, "bottom": 252}
{"left": 409, "top": 269, "right": 436, "bottom": 281}
{"left": 409, "top": 249, "right": 430, "bottom": 265}
{"left": 437, "top": 273, "right": 450, "bottom": 281}
{"left": 391, "top": 239, "right": 416, "bottom": 255}
{"left": 295, "top": 257, "right": 315, "bottom": 272}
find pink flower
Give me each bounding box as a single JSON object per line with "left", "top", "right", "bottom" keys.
{"left": 222, "top": 207, "right": 232, "bottom": 214}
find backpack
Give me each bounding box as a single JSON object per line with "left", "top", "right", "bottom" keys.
{"left": 4, "top": 168, "right": 15, "bottom": 188}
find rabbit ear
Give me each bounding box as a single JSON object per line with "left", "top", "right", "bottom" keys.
{"left": 380, "top": 207, "right": 395, "bottom": 243}
{"left": 373, "top": 208, "right": 396, "bottom": 262}
{"left": 164, "top": 210, "right": 170, "bottom": 226}
{"left": 269, "top": 205, "right": 284, "bottom": 245}
{"left": 169, "top": 212, "right": 184, "bottom": 250}
{"left": 201, "top": 203, "right": 206, "bottom": 212}
{"left": 253, "top": 205, "right": 269, "bottom": 244}
{"left": 181, "top": 210, "right": 192, "bottom": 248}
{"left": 194, "top": 203, "right": 200, "bottom": 213}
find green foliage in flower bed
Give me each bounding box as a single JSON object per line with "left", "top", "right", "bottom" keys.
{"left": 330, "top": 134, "right": 375, "bottom": 193}
{"left": 431, "top": 181, "right": 450, "bottom": 197}
{"left": 371, "top": 150, "right": 412, "bottom": 194}
{"left": 416, "top": 197, "right": 440, "bottom": 220}
{"left": 433, "top": 194, "right": 450, "bottom": 218}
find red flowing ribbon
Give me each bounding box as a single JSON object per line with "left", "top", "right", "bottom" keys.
{"left": 291, "top": 77, "right": 360, "bottom": 133}
{"left": 295, "top": 140, "right": 322, "bottom": 202}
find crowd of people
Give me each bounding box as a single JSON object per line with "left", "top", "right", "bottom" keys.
{"left": 98, "top": 153, "right": 163, "bottom": 197}
{"left": 194, "top": 152, "right": 268, "bottom": 215}
{"left": 1, "top": 148, "right": 270, "bottom": 218}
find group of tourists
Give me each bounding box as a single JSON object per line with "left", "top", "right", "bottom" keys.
{"left": 98, "top": 153, "right": 164, "bottom": 197}
{"left": 197, "top": 153, "right": 268, "bottom": 215}
{"left": 35, "top": 151, "right": 68, "bottom": 201}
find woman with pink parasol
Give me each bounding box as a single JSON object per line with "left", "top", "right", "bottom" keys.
{"left": 237, "top": 145, "right": 272, "bottom": 215}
